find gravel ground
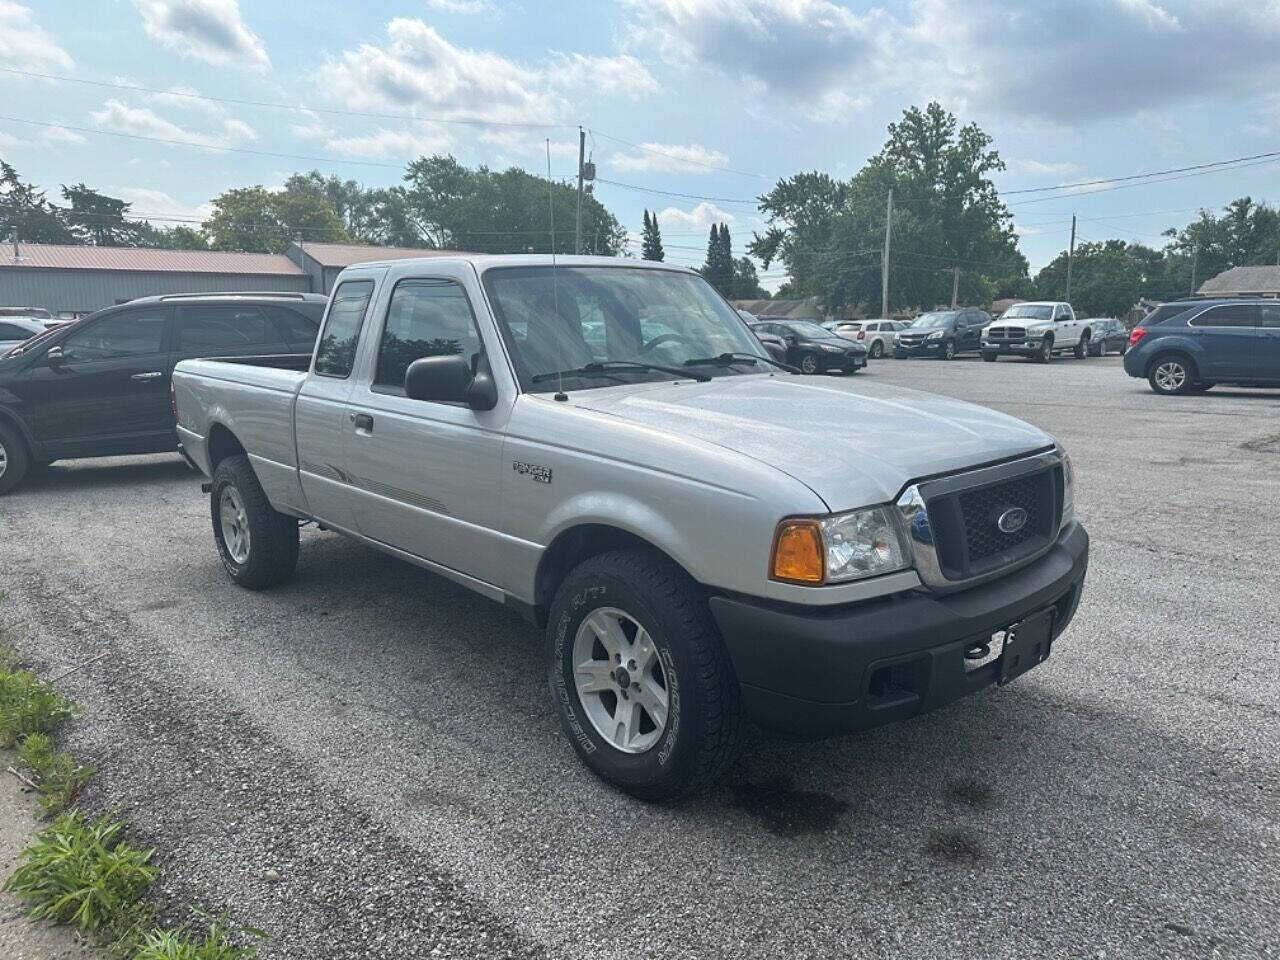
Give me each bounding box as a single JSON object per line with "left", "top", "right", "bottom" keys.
{"left": 0, "top": 354, "right": 1276, "bottom": 959}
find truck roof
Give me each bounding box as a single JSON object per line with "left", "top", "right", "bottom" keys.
{"left": 338, "top": 254, "right": 697, "bottom": 274}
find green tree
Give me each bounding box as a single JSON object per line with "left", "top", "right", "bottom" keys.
{"left": 731, "top": 256, "right": 767, "bottom": 299}
{"left": 641, "top": 209, "right": 664, "bottom": 261}
{"left": 202, "top": 184, "right": 349, "bottom": 253}
{"left": 700, "top": 222, "right": 735, "bottom": 295}
{"left": 59, "top": 183, "right": 145, "bottom": 246}
{"left": 400, "top": 155, "right": 626, "bottom": 255}
{"left": 752, "top": 102, "right": 1026, "bottom": 312}
{"left": 0, "top": 159, "right": 73, "bottom": 243}
{"left": 1034, "top": 239, "right": 1144, "bottom": 317}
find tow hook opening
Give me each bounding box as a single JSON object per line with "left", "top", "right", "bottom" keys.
{"left": 964, "top": 641, "right": 990, "bottom": 661}
{"left": 867, "top": 658, "right": 926, "bottom": 709}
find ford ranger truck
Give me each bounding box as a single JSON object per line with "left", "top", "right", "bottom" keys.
{"left": 171, "top": 256, "right": 1089, "bottom": 801}
{"left": 981, "top": 301, "right": 1094, "bottom": 362}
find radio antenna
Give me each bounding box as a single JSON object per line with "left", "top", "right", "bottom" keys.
{"left": 546, "top": 138, "right": 567, "bottom": 401}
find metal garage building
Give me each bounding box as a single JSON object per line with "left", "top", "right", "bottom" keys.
{"left": 0, "top": 240, "right": 461, "bottom": 318}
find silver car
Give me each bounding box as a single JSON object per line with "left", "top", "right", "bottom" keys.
{"left": 0, "top": 317, "right": 47, "bottom": 354}
{"left": 828, "top": 319, "right": 904, "bottom": 359}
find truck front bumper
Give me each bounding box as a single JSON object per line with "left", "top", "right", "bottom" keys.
{"left": 981, "top": 339, "right": 1044, "bottom": 357}
{"left": 709, "top": 521, "right": 1088, "bottom": 738}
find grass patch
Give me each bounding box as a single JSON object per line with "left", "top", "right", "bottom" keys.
{"left": 134, "top": 912, "right": 266, "bottom": 960}
{"left": 0, "top": 669, "right": 82, "bottom": 747}
{"left": 3, "top": 811, "right": 156, "bottom": 932}
{"left": 17, "top": 731, "right": 95, "bottom": 816}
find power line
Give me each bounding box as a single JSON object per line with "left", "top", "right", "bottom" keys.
{"left": 595, "top": 178, "right": 760, "bottom": 206}
{"left": 0, "top": 67, "right": 572, "bottom": 130}
{"left": 1007, "top": 156, "right": 1280, "bottom": 206}
{"left": 1000, "top": 150, "right": 1280, "bottom": 197}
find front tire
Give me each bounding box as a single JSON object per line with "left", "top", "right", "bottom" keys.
{"left": 799, "top": 353, "right": 818, "bottom": 374}
{"left": 547, "top": 550, "right": 741, "bottom": 801}
{"left": 981, "top": 352, "right": 998, "bottom": 363}
{"left": 1036, "top": 335, "right": 1053, "bottom": 363}
{"left": 210, "top": 454, "right": 299, "bottom": 589}
{"left": 0, "top": 421, "right": 31, "bottom": 496}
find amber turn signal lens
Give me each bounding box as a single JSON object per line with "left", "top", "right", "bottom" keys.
{"left": 771, "top": 520, "right": 824, "bottom": 584}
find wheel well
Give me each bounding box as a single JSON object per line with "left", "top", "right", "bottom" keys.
{"left": 1145, "top": 350, "right": 1197, "bottom": 380}
{"left": 532, "top": 524, "right": 689, "bottom": 627}
{"left": 207, "top": 423, "right": 247, "bottom": 471}
{"left": 0, "top": 410, "right": 32, "bottom": 454}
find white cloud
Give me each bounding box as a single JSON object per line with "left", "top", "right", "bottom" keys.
{"left": 0, "top": 131, "right": 31, "bottom": 150}
{"left": 40, "top": 127, "right": 86, "bottom": 146}
{"left": 90, "top": 98, "right": 257, "bottom": 149}
{"left": 1012, "top": 159, "right": 1082, "bottom": 178}
{"left": 0, "top": 1, "right": 74, "bottom": 72}
{"left": 324, "top": 125, "right": 453, "bottom": 159}
{"left": 318, "top": 18, "right": 656, "bottom": 127}
{"left": 424, "top": 0, "right": 496, "bottom": 13}
{"left": 1012, "top": 224, "right": 1044, "bottom": 237}
{"left": 112, "top": 187, "right": 213, "bottom": 223}
{"left": 656, "top": 202, "right": 737, "bottom": 230}
{"left": 610, "top": 142, "right": 729, "bottom": 174}
{"left": 134, "top": 0, "right": 269, "bottom": 70}
{"left": 623, "top": 0, "right": 1280, "bottom": 125}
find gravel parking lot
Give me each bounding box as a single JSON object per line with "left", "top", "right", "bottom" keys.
{"left": 0, "top": 354, "right": 1276, "bottom": 960}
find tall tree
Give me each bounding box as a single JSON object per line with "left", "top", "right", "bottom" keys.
{"left": 202, "top": 184, "right": 349, "bottom": 253}
{"left": 400, "top": 155, "right": 626, "bottom": 255}
{"left": 0, "top": 159, "right": 73, "bottom": 243}
{"left": 700, "top": 222, "right": 735, "bottom": 295}
{"left": 731, "top": 256, "right": 768, "bottom": 299}
{"left": 60, "top": 183, "right": 145, "bottom": 246}
{"left": 641, "top": 209, "right": 664, "bottom": 261}
{"left": 751, "top": 103, "right": 1026, "bottom": 312}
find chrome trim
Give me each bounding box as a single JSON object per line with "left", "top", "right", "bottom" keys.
{"left": 895, "top": 448, "right": 1064, "bottom": 593}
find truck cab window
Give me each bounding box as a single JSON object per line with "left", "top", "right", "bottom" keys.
{"left": 374, "top": 279, "right": 482, "bottom": 390}
{"left": 314, "top": 280, "right": 374, "bottom": 378}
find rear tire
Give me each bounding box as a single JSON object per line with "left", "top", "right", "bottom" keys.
{"left": 1096, "top": 340, "right": 1108, "bottom": 357}
{"left": 869, "top": 340, "right": 884, "bottom": 359}
{"left": 547, "top": 549, "right": 741, "bottom": 801}
{"left": 0, "top": 421, "right": 31, "bottom": 496}
{"left": 1073, "top": 332, "right": 1090, "bottom": 359}
{"left": 1147, "top": 354, "right": 1196, "bottom": 395}
{"left": 210, "top": 454, "right": 299, "bottom": 589}
{"left": 942, "top": 340, "right": 957, "bottom": 360}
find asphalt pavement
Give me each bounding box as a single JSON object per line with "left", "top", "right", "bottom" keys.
{"left": 0, "top": 353, "right": 1275, "bottom": 959}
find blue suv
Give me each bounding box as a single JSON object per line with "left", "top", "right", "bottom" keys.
{"left": 1123, "top": 298, "right": 1280, "bottom": 394}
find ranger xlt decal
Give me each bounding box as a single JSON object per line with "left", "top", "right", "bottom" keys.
{"left": 513, "top": 461, "right": 552, "bottom": 484}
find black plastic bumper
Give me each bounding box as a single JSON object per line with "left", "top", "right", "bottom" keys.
{"left": 709, "top": 522, "right": 1089, "bottom": 738}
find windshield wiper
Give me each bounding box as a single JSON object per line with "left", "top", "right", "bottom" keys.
{"left": 530, "top": 359, "right": 711, "bottom": 385}
{"left": 683, "top": 352, "right": 801, "bottom": 374}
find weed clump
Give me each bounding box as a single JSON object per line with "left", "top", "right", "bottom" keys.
{"left": 17, "top": 731, "right": 95, "bottom": 816}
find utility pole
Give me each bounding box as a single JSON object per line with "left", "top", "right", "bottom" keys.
{"left": 574, "top": 127, "right": 585, "bottom": 255}
{"left": 951, "top": 266, "right": 960, "bottom": 308}
{"left": 1190, "top": 245, "right": 1199, "bottom": 296}
{"left": 1064, "top": 214, "right": 1076, "bottom": 302}
{"left": 881, "top": 188, "right": 893, "bottom": 318}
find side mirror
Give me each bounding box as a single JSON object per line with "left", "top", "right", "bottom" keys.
{"left": 46, "top": 345, "right": 65, "bottom": 365}
{"left": 404, "top": 355, "right": 497, "bottom": 410}
{"left": 783, "top": 334, "right": 797, "bottom": 345}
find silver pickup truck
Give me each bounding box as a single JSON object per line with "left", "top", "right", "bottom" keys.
{"left": 172, "top": 255, "right": 1089, "bottom": 800}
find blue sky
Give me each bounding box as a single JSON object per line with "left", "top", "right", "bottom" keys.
{"left": 3, "top": 0, "right": 1280, "bottom": 289}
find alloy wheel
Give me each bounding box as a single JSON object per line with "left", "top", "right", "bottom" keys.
{"left": 800, "top": 354, "right": 818, "bottom": 374}
{"left": 572, "top": 607, "right": 671, "bottom": 754}
{"left": 219, "top": 486, "right": 251, "bottom": 564}
{"left": 0, "top": 440, "right": 7, "bottom": 480}
{"left": 1154, "top": 360, "right": 1187, "bottom": 393}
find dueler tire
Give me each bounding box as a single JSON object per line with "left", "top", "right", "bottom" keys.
{"left": 0, "top": 421, "right": 31, "bottom": 496}
{"left": 547, "top": 549, "right": 741, "bottom": 802}
{"left": 210, "top": 454, "right": 299, "bottom": 589}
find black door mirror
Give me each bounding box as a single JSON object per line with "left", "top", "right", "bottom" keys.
{"left": 404, "top": 355, "right": 497, "bottom": 410}
{"left": 45, "top": 345, "right": 65, "bottom": 365}
{"left": 762, "top": 340, "right": 787, "bottom": 363}
{"left": 783, "top": 334, "right": 797, "bottom": 345}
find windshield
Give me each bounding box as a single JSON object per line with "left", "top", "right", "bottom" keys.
{"left": 910, "top": 312, "right": 957, "bottom": 328}
{"left": 1000, "top": 304, "right": 1054, "bottom": 321}
{"left": 481, "top": 266, "right": 767, "bottom": 392}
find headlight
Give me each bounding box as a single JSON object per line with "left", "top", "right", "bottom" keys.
{"left": 1060, "top": 449, "right": 1075, "bottom": 530}
{"left": 820, "top": 343, "right": 843, "bottom": 352}
{"left": 771, "top": 506, "right": 909, "bottom": 585}
{"left": 926, "top": 330, "right": 945, "bottom": 340}
{"left": 893, "top": 334, "right": 902, "bottom": 342}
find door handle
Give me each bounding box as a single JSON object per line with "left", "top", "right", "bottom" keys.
{"left": 351, "top": 412, "right": 374, "bottom": 433}
{"left": 131, "top": 371, "right": 163, "bottom": 381}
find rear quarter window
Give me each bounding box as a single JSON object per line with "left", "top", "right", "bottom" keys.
{"left": 315, "top": 280, "right": 375, "bottom": 378}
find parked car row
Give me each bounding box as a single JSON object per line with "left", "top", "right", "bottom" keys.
{"left": 747, "top": 318, "right": 867, "bottom": 373}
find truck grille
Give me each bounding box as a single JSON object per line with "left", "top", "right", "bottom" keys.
{"left": 987, "top": 326, "right": 1025, "bottom": 340}
{"left": 901, "top": 455, "right": 1064, "bottom": 588}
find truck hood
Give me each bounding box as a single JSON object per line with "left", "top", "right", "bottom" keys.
{"left": 568, "top": 374, "right": 1053, "bottom": 512}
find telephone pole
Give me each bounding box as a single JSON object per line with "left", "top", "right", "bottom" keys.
{"left": 951, "top": 266, "right": 960, "bottom": 308}
{"left": 1190, "top": 244, "right": 1199, "bottom": 296}
{"left": 574, "top": 127, "right": 586, "bottom": 255}
{"left": 1064, "top": 214, "right": 1076, "bottom": 302}
{"left": 881, "top": 188, "right": 893, "bottom": 318}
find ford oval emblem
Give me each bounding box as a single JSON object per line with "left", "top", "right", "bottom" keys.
{"left": 997, "top": 507, "right": 1028, "bottom": 534}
